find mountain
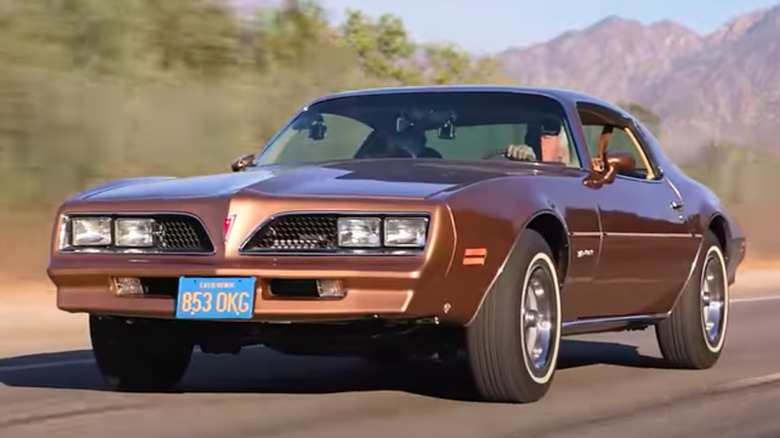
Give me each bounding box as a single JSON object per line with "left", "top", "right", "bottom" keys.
{"left": 497, "top": 4, "right": 780, "bottom": 162}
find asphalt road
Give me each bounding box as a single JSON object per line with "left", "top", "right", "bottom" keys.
{"left": 0, "top": 285, "right": 779, "bottom": 438}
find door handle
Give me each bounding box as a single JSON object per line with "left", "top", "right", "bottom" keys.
{"left": 670, "top": 201, "right": 684, "bottom": 210}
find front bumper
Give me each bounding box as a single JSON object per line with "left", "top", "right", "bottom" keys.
{"left": 48, "top": 255, "right": 433, "bottom": 322}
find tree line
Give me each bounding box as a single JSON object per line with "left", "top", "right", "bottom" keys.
{"left": 0, "top": 0, "right": 508, "bottom": 84}
{"left": 0, "top": 0, "right": 512, "bottom": 277}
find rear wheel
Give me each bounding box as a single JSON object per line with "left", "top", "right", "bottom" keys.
{"left": 655, "top": 230, "right": 730, "bottom": 369}
{"left": 90, "top": 315, "right": 194, "bottom": 392}
{"left": 465, "top": 229, "right": 562, "bottom": 403}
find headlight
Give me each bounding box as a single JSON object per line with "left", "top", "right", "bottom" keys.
{"left": 71, "top": 217, "right": 112, "bottom": 246}
{"left": 115, "top": 218, "right": 155, "bottom": 247}
{"left": 337, "top": 217, "right": 381, "bottom": 248}
{"left": 384, "top": 217, "right": 428, "bottom": 247}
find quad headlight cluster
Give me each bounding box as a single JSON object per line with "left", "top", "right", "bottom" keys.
{"left": 65, "top": 216, "right": 156, "bottom": 248}
{"left": 337, "top": 216, "right": 429, "bottom": 249}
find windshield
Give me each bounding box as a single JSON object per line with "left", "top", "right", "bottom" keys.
{"left": 252, "top": 91, "right": 581, "bottom": 168}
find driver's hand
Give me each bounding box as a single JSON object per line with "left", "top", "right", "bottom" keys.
{"left": 506, "top": 144, "right": 537, "bottom": 161}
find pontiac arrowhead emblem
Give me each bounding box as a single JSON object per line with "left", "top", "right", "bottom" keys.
{"left": 223, "top": 214, "right": 236, "bottom": 242}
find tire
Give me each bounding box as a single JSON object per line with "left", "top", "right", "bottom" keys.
{"left": 465, "top": 229, "right": 562, "bottom": 403}
{"left": 655, "top": 229, "right": 730, "bottom": 369}
{"left": 89, "top": 315, "right": 194, "bottom": 392}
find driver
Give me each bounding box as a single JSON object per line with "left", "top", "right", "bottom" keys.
{"left": 505, "top": 117, "right": 570, "bottom": 164}
{"left": 376, "top": 128, "right": 441, "bottom": 158}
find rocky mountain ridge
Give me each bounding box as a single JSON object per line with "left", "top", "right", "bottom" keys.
{"left": 497, "top": 4, "right": 780, "bottom": 161}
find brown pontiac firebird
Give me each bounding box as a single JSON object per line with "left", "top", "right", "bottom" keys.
{"left": 47, "top": 85, "right": 746, "bottom": 403}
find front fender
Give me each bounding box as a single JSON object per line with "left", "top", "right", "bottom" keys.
{"left": 432, "top": 178, "right": 555, "bottom": 324}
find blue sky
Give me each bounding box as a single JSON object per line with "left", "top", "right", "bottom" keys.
{"left": 309, "top": 0, "right": 780, "bottom": 53}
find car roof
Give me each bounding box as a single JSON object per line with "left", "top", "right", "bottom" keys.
{"left": 305, "top": 84, "right": 631, "bottom": 118}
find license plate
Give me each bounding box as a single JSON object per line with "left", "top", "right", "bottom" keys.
{"left": 176, "top": 277, "right": 257, "bottom": 320}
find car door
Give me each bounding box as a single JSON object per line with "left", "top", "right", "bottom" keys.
{"left": 581, "top": 123, "right": 701, "bottom": 318}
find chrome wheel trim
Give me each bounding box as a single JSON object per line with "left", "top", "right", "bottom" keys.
{"left": 520, "top": 253, "right": 561, "bottom": 384}
{"left": 700, "top": 245, "right": 729, "bottom": 353}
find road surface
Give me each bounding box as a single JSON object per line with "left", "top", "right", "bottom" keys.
{"left": 0, "top": 275, "right": 779, "bottom": 438}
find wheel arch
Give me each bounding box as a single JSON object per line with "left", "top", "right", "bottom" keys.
{"left": 525, "top": 211, "right": 571, "bottom": 283}
{"left": 707, "top": 213, "right": 730, "bottom": 256}
{"left": 663, "top": 213, "right": 730, "bottom": 317}
{"left": 465, "top": 209, "right": 570, "bottom": 326}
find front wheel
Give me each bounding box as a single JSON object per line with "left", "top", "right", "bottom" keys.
{"left": 655, "top": 230, "right": 730, "bottom": 369}
{"left": 465, "top": 229, "right": 562, "bottom": 403}
{"left": 90, "top": 315, "right": 194, "bottom": 392}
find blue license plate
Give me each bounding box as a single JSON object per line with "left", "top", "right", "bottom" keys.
{"left": 176, "top": 277, "right": 257, "bottom": 320}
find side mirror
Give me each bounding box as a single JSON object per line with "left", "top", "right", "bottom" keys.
{"left": 231, "top": 154, "right": 255, "bottom": 172}
{"left": 583, "top": 151, "right": 636, "bottom": 188}
{"left": 603, "top": 151, "right": 636, "bottom": 182}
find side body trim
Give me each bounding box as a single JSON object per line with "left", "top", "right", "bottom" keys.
{"left": 561, "top": 313, "right": 669, "bottom": 336}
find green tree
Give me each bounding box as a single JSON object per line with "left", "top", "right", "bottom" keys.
{"left": 339, "top": 9, "right": 422, "bottom": 84}
{"left": 254, "top": 0, "right": 336, "bottom": 69}
{"left": 140, "top": 0, "right": 241, "bottom": 77}
{"left": 422, "top": 42, "right": 507, "bottom": 84}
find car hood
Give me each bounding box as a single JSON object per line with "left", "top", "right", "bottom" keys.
{"left": 78, "top": 159, "right": 548, "bottom": 202}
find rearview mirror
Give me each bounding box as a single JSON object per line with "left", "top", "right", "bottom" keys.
{"left": 438, "top": 120, "right": 456, "bottom": 140}
{"left": 308, "top": 121, "right": 327, "bottom": 140}
{"left": 231, "top": 154, "right": 255, "bottom": 172}
{"left": 583, "top": 151, "right": 636, "bottom": 188}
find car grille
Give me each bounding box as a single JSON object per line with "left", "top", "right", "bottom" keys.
{"left": 154, "top": 215, "right": 214, "bottom": 252}
{"left": 242, "top": 214, "right": 339, "bottom": 252}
